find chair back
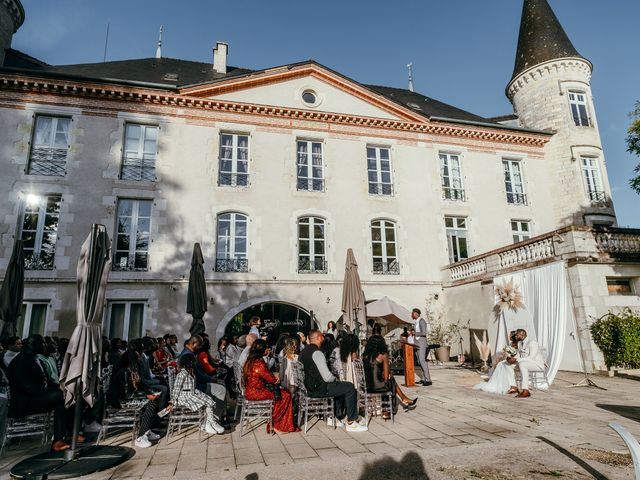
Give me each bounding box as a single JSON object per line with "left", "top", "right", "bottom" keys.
{"left": 352, "top": 359, "right": 367, "bottom": 397}
{"left": 292, "top": 360, "right": 306, "bottom": 395}
{"left": 233, "top": 362, "right": 245, "bottom": 396}
{"left": 167, "top": 365, "right": 177, "bottom": 397}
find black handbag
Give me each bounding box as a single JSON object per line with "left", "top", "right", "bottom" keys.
{"left": 264, "top": 382, "right": 282, "bottom": 401}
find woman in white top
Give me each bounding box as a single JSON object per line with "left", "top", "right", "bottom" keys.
{"left": 324, "top": 321, "right": 338, "bottom": 338}
{"left": 248, "top": 316, "right": 261, "bottom": 336}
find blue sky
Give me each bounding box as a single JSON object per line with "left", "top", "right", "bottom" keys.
{"left": 12, "top": 0, "right": 639, "bottom": 226}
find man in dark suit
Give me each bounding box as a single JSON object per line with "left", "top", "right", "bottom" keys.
{"left": 137, "top": 337, "right": 168, "bottom": 408}
{"left": 7, "top": 335, "right": 70, "bottom": 452}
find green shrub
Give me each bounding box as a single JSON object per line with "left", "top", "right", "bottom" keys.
{"left": 590, "top": 309, "right": 640, "bottom": 369}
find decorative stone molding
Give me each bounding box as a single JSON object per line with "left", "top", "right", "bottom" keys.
{"left": 507, "top": 58, "right": 593, "bottom": 100}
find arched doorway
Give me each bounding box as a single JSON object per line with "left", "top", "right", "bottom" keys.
{"left": 222, "top": 301, "right": 315, "bottom": 344}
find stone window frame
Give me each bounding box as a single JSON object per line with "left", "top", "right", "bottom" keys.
{"left": 104, "top": 300, "right": 146, "bottom": 340}
{"left": 440, "top": 151, "right": 465, "bottom": 201}
{"left": 511, "top": 219, "right": 532, "bottom": 243}
{"left": 18, "top": 301, "right": 50, "bottom": 338}
{"left": 113, "top": 198, "right": 152, "bottom": 272}
{"left": 370, "top": 218, "right": 400, "bottom": 274}
{"left": 120, "top": 122, "right": 159, "bottom": 182}
{"left": 27, "top": 114, "right": 72, "bottom": 177}
{"left": 297, "top": 216, "right": 328, "bottom": 274}
{"left": 367, "top": 145, "right": 394, "bottom": 196}
{"left": 215, "top": 211, "right": 249, "bottom": 273}
{"left": 296, "top": 139, "right": 325, "bottom": 192}
{"left": 567, "top": 90, "right": 591, "bottom": 127}
{"left": 218, "top": 132, "right": 250, "bottom": 188}
{"left": 18, "top": 193, "right": 62, "bottom": 270}
{"left": 502, "top": 158, "right": 527, "bottom": 206}
{"left": 445, "top": 215, "right": 469, "bottom": 264}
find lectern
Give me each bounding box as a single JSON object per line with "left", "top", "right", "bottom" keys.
{"left": 403, "top": 343, "right": 415, "bottom": 387}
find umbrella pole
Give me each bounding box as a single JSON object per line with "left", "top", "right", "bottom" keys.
{"left": 64, "top": 381, "right": 83, "bottom": 461}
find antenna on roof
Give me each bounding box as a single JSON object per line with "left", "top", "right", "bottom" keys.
{"left": 155, "top": 25, "right": 163, "bottom": 59}
{"left": 102, "top": 22, "right": 110, "bottom": 63}
{"left": 407, "top": 62, "right": 414, "bottom": 92}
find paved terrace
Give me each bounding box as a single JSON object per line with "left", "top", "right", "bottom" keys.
{"left": 1, "top": 366, "right": 639, "bottom": 479}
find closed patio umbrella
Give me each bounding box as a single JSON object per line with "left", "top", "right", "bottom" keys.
{"left": 187, "top": 242, "right": 207, "bottom": 336}
{"left": 0, "top": 240, "right": 25, "bottom": 341}
{"left": 341, "top": 249, "right": 366, "bottom": 337}
{"left": 366, "top": 296, "right": 413, "bottom": 327}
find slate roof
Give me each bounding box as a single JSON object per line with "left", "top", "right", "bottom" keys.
{"left": 511, "top": 0, "right": 589, "bottom": 82}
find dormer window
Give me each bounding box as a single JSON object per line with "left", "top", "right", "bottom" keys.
{"left": 568, "top": 91, "right": 590, "bottom": 127}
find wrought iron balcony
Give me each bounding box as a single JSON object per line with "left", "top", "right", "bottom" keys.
{"left": 28, "top": 147, "right": 67, "bottom": 176}
{"left": 442, "top": 187, "right": 466, "bottom": 201}
{"left": 218, "top": 173, "right": 249, "bottom": 187}
{"left": 120, "top": 155, "right": 156, "bottom": 181}
{"left": 24, "top": 252, "right": 54, "bottom": 270}
{"left": 372, "top": 260, "right": 400, "bottom": 275}
{"left": 298, "top": 258, "right": 328, "bottom": 274}
{"left": 296, "top": 178, "right": 324, "bottom": 192}
{"left": 112, "top": 254, "right": 149, "bottom": 272}
{"left": 506, "top": 192, "right": 528, "bottom": 205}
{"left": 215, "top": 258, "right": 249, "bottom": 273}
{"left": 588, "top": 191, "right": 610, "bottom": 206}
{"left": 368, "top": 183, "right": 393, "bottom": 196}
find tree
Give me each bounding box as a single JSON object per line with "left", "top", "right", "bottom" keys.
{"left": 627, "top": 101, "right": 640, "bottom": 194}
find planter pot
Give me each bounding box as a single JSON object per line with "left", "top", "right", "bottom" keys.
{"left": 435, "top": 346, "right": 451, "bottom": 363}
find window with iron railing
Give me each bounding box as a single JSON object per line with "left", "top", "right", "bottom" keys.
{"left": 296, "top": 140, "right": 324, "bottom": 192}
{"left": 20, "top": 194, "right": 61, "bottom": 270}
{"left": 371, "top": 219, "right": 399, "bottom": 274}
{"left": 28, "top": 116, "right": 70, "bottom": 176}
{"left": 215, "top": 212, "right": 248, "bottom": 272}
{"left": 298, "top": 217, "right": 327, "bottom": 273}
{"left": 218, "top": 134, "right": 249, "bottom": 187}
{"left": 113, "top": 199, "right": 152, "bottom": 271}
{"left": 440, "top": 153, "right": 465, "bottom": 201}
{"left": 503, "top": 160, "right": 527, "bottom": 205}
{"left": 121, "top": 124, "right": 158, "bottom": 181}
{"left": 581, "top": 157, "right": 606, "bottom": 205}
{"left": 367, "top": 146, "right": 393, "bottom": 196}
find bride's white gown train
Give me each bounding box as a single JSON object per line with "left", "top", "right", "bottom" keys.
{"left": 474, "top": 361, "right": 516, "bottom": 395}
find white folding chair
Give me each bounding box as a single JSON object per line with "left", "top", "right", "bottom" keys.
{"left": 295, "top": 361, "right": 336, "bottom": 433}
{"left": 233, "top": 363, "right": 273, "bottom": 437}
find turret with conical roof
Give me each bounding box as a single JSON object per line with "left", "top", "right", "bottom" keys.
{"left": 506, "top": 0, "right": 616, "bottom": 227}
{"left": 0, "top": 0, "right": 24, "bottom": 66}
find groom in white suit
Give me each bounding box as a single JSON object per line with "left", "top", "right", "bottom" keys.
{"left": 507, "top": 329, "right": 545, "bottom": 398}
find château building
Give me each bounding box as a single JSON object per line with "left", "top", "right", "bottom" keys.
{"left": 0, "top": 0, "right": 637, "bottom": 373}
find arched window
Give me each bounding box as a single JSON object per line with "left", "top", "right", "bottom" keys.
{"left": 298, "top": 216, "right": 327, "bottom": 273}
{"left": 370, "top": 219, "right": 399, "bottom": 274}
{"left": 215, "top": 212, "right": 248, "bottom": 272}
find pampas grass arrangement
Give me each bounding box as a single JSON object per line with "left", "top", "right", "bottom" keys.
{"left": 494, "top": 279, "right": 524, "bottom": 312}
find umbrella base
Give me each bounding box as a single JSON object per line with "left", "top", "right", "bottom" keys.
{"left": 10, "top": 445, "right": 134, "bottom": 480}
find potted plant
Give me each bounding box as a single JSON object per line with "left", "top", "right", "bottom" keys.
{"left": 428, "top": 318, "right": 456, "bottom": 363}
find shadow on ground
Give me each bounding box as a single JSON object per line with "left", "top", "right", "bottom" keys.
{"left": 357, "top": 451, "right": 429, "bottom": 480}
{"left": 537, "top": 436, "right": 607, "bottom": 480}
{"left": 596, "top": 404, "right": 640, "bottom": 423}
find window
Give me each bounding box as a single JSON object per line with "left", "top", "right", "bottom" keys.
{"left": 218, "top": 133, "right": 249, "bottom": 187}
{"left": 298, "top": 217, "right": 327, "bottom": 273}
{"left": 367, "top": 147, "right": 393, "bottom": 196}
{"left": 503, "top": 160, "right": 527, "bottom": 205}
{"left": 28, "top": 115, "right": 70, "bottom": 176}
{"left": 581, "top": 157, "right": 606, "bottom": 204}
{"left": 17, "top": 302, "right": 48, "bottom": 338}
{"left": 440, "top": 153, "right": 465, "bottom": 201}
{"left": 302, "top": 90, "right": 317, "bottom": 105}
{"left": 216, "top": 212, "right": 248, "bottom": 272}
{"left": 121, "top": 123, "right": 158, "bottom": 181}
{"left": 606, "top": 278, "right": 634, "bottom": 295}
{"left": 371, "top": 219, "right": 399, "bottom": 274}
{"left": 296, "top": 140, "right": 324, "bottom": 191}
{"left": 511, "top": 220, "right": 531, "bottom": 243}
{"left": 445, "top": 216, "right": 469, "bottom": 263}
{"left": 105, "top": 302, "right": 145, "bottom": 340}
{"left": 114, "top": 199, "right": 151, "bottom": 271}
{"left": 568, "top": 91, "right": 590, "bottom": 127}
{"left": 19, "top": 194, "right": 61, "bottom": 270}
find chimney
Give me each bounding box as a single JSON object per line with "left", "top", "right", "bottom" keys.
{"left": 213, "top": 41, "right": 228, "bottom": 74}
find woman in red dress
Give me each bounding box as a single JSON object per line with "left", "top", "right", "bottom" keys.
{"left": 243, "top": 339, "right": 299, "bottom": 433}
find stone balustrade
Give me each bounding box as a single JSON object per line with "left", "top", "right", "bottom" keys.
{"left": 450, "top": 258, "right": 487, "bottom": 281}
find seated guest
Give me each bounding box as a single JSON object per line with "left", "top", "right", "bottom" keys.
{"left": 299, "top": 330, "right": 367, "bottom": 432}
{"left": 37, "top": 338, "right": 60, "bottom": 386}
{"left": 137, "top": 338, "right": 168, "bottom": 408}
{"left": 107, "top": 349, "right": 161, "bottom": 448}
{"left": 362, "top": 335, "right": 417, "bottom": 419}
{"left": 331, "top": 334, "right": 360, "bottom": 385}
{"left": 320, "top": 333, "right": 337, "bottom": 364}
{"left": 178, "top": 336, "right": 227, "bottom": 424}
{"left": 244, "top": 339, "right": 298, "bottom": 433}
{"left": 274, "top": 333, "right": 290, "bottom": 358}
{"left": 213, "top": 337, "right": 227, "bottom": 363}
{"left": 153, "top": 337, "right": 170, "bottom": 370}
{"left": 297, "top": 332, "right": 307, "bottom": 351}
{"left": 172, "top": 354, "right": 224, "bottom": 434}
{"left": 107, "top": 338, "right": 123, "bottom": 368}
{"left": 237, "top": 333, "right": 258, "bottom": 369}
{"left": 2, "top": 337, "right": 21, "bottom": 367}
{"left": 197, "top": 337, "right": 233, "bottom": 396}
{"left": 7, "top": 335, "right": 71, "bottom": 452}
{"left": 279, "top": 337, "right": 302, "bottom": 425}
{"left": 162, "top": 334, "right": 177, "bottom": 359}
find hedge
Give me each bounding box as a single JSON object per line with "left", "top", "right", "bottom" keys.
{"left": 590, "top": 308, "right": 640, "bottom": 369}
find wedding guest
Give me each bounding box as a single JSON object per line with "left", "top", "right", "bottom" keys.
{"left": 107, "top": 349, "right": 161, "bottom": 448}
{"left": 320, "top": 333, "right": 337, "bottom": 363}
{"left": 138, "top": 337, "right": 168, "bottom": 408}
{"left": 237, "top": 333, "right": 258, "bottom": 369}
{"left": 362, "top": 335, "right": 417, "bottom": 418}
{"left": 274, "top": 333, "right": 289, "bottom": 358}
{"left": 331, "top": 334, "right": 360, "bottom": 385}
{"left": 223, "top": 336, "right": 240, "bottom": 366}
{"left": 153, "top": 337, "right": 170, "bottom": 370}
{"left": 325, "top": 321, "right": 338, "bottom": 338}
{"left": 212, "top": 337, "right": 226, "bottom": 363}
{"left": 299, "top": 330, "right": 367, "bottom": 432}
{"left": 297, "top": 332, "right": 307, "bottom": 351}
{"left": 248, "top": 316, "right": 261, "bottom": 336}
{"left": 172, "top": 354, "right": 224, "bottom": 435}
{"left": 244, "top": 339, "right": 298, "bottom": 433}
{"left": 36, "top": 338, "right": 59, "bottom": 386}
{"left": 2, "top": 337, "right": 21, "bottom": 367}
{"left": 107, "top": 338, "right": 123, "bottom": 368}
{"left": 162, "top": 334, "right": 177, "bottom": 359}
{"left": 411, "top": 308, "right": 432, "bottom": 386}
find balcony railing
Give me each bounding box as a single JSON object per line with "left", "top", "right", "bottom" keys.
{"left": 594, "top": 228, "right": 640, "bottom": 256}
{"left": 120, "top": 155, "right": 156, "bottom": 181}
{"left": 373, "top": 260, "right": 400, "bottom": 275}
{"left": 499, "top": 237, "right": 555, "bottom": 269}
{"left": 215, "top": 258, "right": 249, "bottom": 273}
{"left": 28, "top": 146, "right": 67, "bottom": 176}
{"left": 442, "top": 187, "right": 466, "bottom": 201}
{"left": 112, "top": 254, "right": 149, "bottom": 272}
{"left": 298, "top": 258, "right": 328, "bottom": 274}
{"left": 296, "top": 178, "right": 324, "bottom": 192}
{"left": 450, "top": 258, "right": 486, "bottom": 281}
{"left": 24, "top": 252, "right": 54, "bottom": 270}
{"left": 368, "top": 183, "right": 393, "bottom": 196}
{"left": 588, "top": 191, "right": 610, "bottom": 207}
{"left": 506, "top": 192, "right": 527, "bottom": 205}
{"left": 218, "top": 173, "right": 249, "bottom": 187}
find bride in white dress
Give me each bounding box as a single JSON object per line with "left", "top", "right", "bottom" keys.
{"left": 474, "top": 335, "right": 518, "bottom": 395}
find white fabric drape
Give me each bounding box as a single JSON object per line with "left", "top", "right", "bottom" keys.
{"left": 493, "top": 261, "right": 567, "bottom": 387}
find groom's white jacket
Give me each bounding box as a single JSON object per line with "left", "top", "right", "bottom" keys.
{"left": 517, "top": 337, "right": 545, "bottom": 368}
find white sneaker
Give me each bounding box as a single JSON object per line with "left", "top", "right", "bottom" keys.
{"left": 84, "top": 421, "right": 102, "bottom": 433}
{"left": 134, "top": 435, "right": 152, "bottom": 448}
{"left": 357, "top": 416, "right": 368, "bottom": 427}
{"left": 346, "top": 421, "right": 368, "bottom": 433}
{"left": 204, "top": 420, "right": 225, "bottom": 435}
{"left": 326, "top": 417, "right": 344, "bottom": 428}
{"left": 145, "top": 430, "right": 160, "bottom": 441}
